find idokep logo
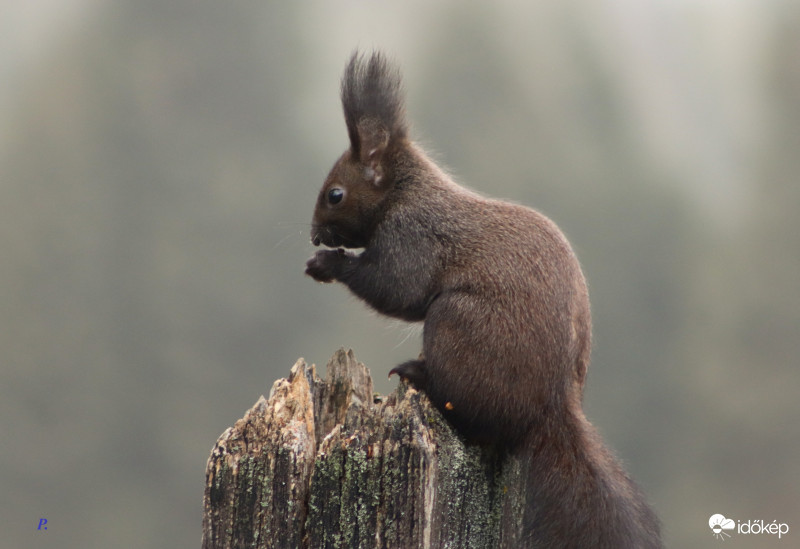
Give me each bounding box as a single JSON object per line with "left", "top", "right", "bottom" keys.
{"left": 709, "top": 513, "right": 790, "bottom": 541}
{"left": 709, "top": 514, "right": 735, "bottom": 540}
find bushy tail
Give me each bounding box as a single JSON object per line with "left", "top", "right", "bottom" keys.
{"left": 518, "top": 418, "right": 663, "bottom": 548}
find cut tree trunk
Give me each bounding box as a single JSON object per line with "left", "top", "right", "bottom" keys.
{"left": 202, "top": 348, "right": 527, "bottom": 549}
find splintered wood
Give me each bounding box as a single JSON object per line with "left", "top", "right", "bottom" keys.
{"left": 202, "top": 348, "right": 526, "bottom": 549}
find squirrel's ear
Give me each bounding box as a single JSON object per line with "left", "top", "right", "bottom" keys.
{"left": 356, "top": 118, "right": 390, "bottom": 186}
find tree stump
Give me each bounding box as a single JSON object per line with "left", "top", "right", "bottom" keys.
{"left": 202, "top": 348, "right": 527, "bottom": 549}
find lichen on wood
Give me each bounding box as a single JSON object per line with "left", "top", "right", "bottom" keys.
{"left": 202, "top": 348, "right": 525, "bottom": 549}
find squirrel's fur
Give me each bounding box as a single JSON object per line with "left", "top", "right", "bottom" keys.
{"left": 306, "top": 51, "right": 662, "bottom": 548}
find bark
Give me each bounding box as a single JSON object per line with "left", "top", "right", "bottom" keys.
{"left": 202, "top": 348, "right": 526, "bottom": 549}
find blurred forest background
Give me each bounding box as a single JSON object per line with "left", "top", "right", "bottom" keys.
{"left": 2, "top": 1, "right": 798, "bottom": 548}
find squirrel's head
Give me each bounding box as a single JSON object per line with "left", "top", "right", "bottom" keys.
{"left": 311, "top": 51, "right": 408, "bottom": 249}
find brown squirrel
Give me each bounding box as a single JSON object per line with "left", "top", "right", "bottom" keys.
{"left": 305, "top": 51, "right": 662, "bottom": 548}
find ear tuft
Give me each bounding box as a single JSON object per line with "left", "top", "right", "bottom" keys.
{"left": 341, "top": 51, "right": 407, "bottom": 162}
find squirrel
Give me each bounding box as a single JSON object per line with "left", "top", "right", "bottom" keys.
{"left": 305, "top": 51, "right": 662, "bottom": 548}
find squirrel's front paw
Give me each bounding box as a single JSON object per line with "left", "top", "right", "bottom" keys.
{"left": 305, "top": 249, "right": 345, "bottom": 283}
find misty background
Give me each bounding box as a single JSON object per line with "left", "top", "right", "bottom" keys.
{"left": 2, "top": 1, "right": 798, "bottom": 548}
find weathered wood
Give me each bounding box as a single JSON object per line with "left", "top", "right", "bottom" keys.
{"left": 202, "top": 348, "right": 526, "bottom": 549}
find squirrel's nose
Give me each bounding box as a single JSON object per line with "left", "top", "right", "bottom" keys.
{"left": 312, "top": 235, "right": 321, "bottom": 246}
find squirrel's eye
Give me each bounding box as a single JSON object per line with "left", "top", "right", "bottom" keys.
{"left": 328, "top": 188, "right": 344, "bottom": 205}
